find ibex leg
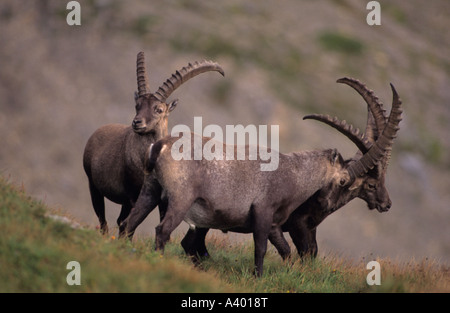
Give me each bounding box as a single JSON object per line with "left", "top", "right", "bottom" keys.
{"left": 121, "top": 180, "right": 161, "bottom": 239}
{"left": 181, "top": 227, "right": 210, "bottom": 264}
{"left": 117, "top": 201, "right": 132, "bottom": 237}
{"left": 88, "top": 180, "right": 107, "bottom": 234}
{"left": 268, "top": 227, "right": 291, "bottom": 260}
{"left": 155, "top": 198, "right": 193, "bottom": 251}
{"left": 252, "top": 206, "right": 272, "bottom": 277}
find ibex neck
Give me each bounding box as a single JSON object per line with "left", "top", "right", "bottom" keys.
{"left": 154, "top": 118, "right": 169, "bottom": 139}
{"left": 289, "top": 150, "right": 332, "bottom": 189}
{"left": 131, "top": 120, "right": 168, "bottom": 164}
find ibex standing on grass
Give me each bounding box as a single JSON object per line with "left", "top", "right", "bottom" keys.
{"left": 283, "top": 78, "right": 403, "bottom": 258}
{"left": 179, "top": 78, "right": 403, "bottom": 261}
{"left": 83, "top": 52, "right": 224, "bottom": 235}
{"left": 124, "top": 82, "right": 401, "bottom": 276}
{"left": 128, "top": 138, "right": 349, "bottom": 277}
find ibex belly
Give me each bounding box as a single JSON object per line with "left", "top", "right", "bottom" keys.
{"left": 184, "top": 199, "right": 251, "bottom": 230}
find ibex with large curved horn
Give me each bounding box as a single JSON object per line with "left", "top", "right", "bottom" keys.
{"left": 180, "top": 78, "right": 403, "bottom": 261}
{"left": 83, "top": 52, "right": 224, "bottom": 235}
{"left": 281, "top": 78, "right": 402, "bottom": 257}
{"left": 125, "top": 78, "right": 402, "bottom": 276}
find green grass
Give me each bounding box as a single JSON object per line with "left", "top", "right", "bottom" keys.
{"left": 0, "top": 177, "right": 231, "bottom": 292}
{"left": 1, "top": 176, "right": 448, "bottom": 292}
{"left": 318, "top": 31, "right": 365, "bottom": 55}
{"left": 197, "top": 238, "right": 366, "bottom": 293}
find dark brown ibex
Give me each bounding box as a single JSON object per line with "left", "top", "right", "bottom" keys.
{"left": 284, "top": 78, "right": 402, "bottom": 258}
{"left": 181, "top": 78, "right": 403, "bottom": 261}
{"left": 83, "top": 52, "right": 224, "bottom": 235}
{"left": 124, "top": 82, "right": 401, "bottom": 276}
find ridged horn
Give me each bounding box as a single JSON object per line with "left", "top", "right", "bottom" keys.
{"left": 303, "top": 114, "right": 372, "bottom": 154}
{"left": 153, "top": 60, "right": 225, "bottom": 103}
{"left": 361, "top": 105, "right": 379, "bottom": 145}
{"left": 347, "top": 83, "right": 402, "bottom": 179}
{"left": 136, "top": 52, "right": 150, "bottom": 97}
{"left": 337, "top": 77, "right": 387, "bottom": 140}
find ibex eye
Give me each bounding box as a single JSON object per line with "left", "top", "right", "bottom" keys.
{"left": 340, "top": 179, "right": 346, "bottom": 186}
{"left": 368, "top": 183, "right": 376, "bottom": 189}
{"left": 155, "top": 107, "right": 164, "bottom": 114}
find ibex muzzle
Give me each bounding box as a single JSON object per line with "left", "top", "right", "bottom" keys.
{"left": 131, "top": 94, "right": 178, "bottom": 135}
{"left": 361, "top": 173, "right": 391, "bottom": 212}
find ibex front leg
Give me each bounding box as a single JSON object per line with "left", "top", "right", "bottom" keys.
{"left": 181, "top": 227, "right": 210, "bottom": 264}
{"left": 268, "top": 227, "right": 291, "bottom": 260}
{"left": 121, "top": 179, "right": 161, "bottom": 239}
{"left": 252, "top": 206, "right": 273, "bottom": 277}
{"left": 155, "top": 197, "right": 194, "bottom": 251}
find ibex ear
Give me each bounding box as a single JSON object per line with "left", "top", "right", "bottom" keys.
{"left": 134, "top": 91, "right": 139, "bottom": 102}
{"left": 330, "top": 148, "right": 342, "bottom": 165}
{"left": 168, "top": 99, "right": 178, "bottom": 112}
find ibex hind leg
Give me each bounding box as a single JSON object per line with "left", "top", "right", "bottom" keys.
{"left": 158, "top": 196, "right": 168, "bottom": 222}
{"left": 88, "top": 180, "right": 108, "bottom": 235}
{"left": 117, "top": 201, "right": 132, "bottom": 237}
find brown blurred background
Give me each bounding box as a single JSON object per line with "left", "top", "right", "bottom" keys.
{"left": 1, "top": 0, "right": 449, "bottom": 262}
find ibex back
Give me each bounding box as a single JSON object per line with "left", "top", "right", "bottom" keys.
{"left": 124, "top": 132, "right": 352, "bottom": 277}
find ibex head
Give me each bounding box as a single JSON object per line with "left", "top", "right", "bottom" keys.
{"left": 132, "top": 52, "right": 225, "bottom": 135}
{"left": 304, "top": 78, "right": 402, "bottom": 213}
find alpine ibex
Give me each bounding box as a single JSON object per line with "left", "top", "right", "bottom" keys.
{"left": 83, "top": 52, "right": 224, "bottom": 235}
{"left": 181, "top": 78, "right": 403, "bottom": 261}
{"left": 284, "top": 78, "right": 403, "bottom": 258}
{"left": 124, "top": 81, "right": 401, "bottom": 276}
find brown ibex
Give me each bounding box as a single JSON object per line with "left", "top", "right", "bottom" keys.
{"left": 124, "top": 83, "right": 401, "bottom": 276}
{"left": 284, "top": 78, "right": 403, "bottom": 258}
{"left": 181, "top": 78, "right": 403, "bottom": 261}
{"left": 83, "top": 52, "right": 224, "bottom": 235}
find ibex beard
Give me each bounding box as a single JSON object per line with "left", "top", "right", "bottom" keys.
{"left": 170, "top": 116, "right": 280, "bottom": 171}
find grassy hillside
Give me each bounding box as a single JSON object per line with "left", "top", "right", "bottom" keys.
{"left": 0, "top": 177, "right": 233, "bottom": 292}
{"left": 1, "top": 177, "right": 448, "bottom": 293}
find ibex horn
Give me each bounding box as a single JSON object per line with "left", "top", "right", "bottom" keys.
{"left": 303, "top": 114, "right": 372, "bottom": 154}
{"left": 337, "top": 77, "right": 387, "bottom": 138}
{"left": 153, "top": 60, "right": 225, "bottom": 103}
{"left": 137, "top": 52, "right": 150, "bottom": 97}
{"left": 363, "top": 107, "right": 379, "bottom": 144}
{"left": 346, "top": 83, "right": 402, "bottom": 179}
